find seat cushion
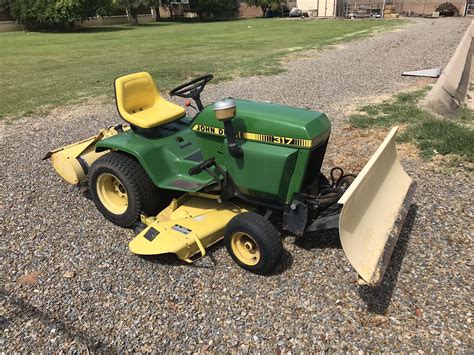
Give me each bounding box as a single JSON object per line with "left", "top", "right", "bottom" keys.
{"left": 126, "top": 98, "right": 186, "bottom": 129}
{"left": 115, "top": 72, "right": 186, "bottom": 129}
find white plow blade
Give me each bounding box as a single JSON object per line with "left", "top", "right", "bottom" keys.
{"left": 338, "top": 127, "right": 416, "bottom": 286}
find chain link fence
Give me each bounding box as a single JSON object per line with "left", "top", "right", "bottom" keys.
{"left": 337, "top": 0, "right": 469, "bottom": 17}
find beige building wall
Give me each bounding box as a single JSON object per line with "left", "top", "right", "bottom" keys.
{"left": 297, "top": 0, "right": 336, "bottom": 16}
{"left": 341, "top": 0, "right": 468, "bottom": 16}
{"left": 393, "top": 0, "right": 467, "bottom": 16}
{"left": 240, "top": 3, "right": 264, "bottom": 17}
{"left": 76, "top": 14, "right": 153, "bottom": 27}
{"left": 0, "top": 21, "right": 20, "bottom": 32}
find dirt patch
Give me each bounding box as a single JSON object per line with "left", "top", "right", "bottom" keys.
{"left": 397, "top": 142, "right": 420, "bottom": 160}
{"left": 428, "top": 153, "right": 474, "bottom": 172}
{"left": 344, "top": 81, "right": 436, "bottom": 118}
{"left": 343, "top": 94, "right": 393, "bottom": 117}
{"left": 324, "top": 123, "right": 422, "bottom": 175}
{"left": 324, "top": 125, "right": 389, "bottom": 172}
{"left": 3, "top": 96, "right": 111, "bottom": 125}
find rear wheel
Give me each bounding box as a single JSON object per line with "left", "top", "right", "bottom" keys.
{"left": 89, "top": 152, "right": 166, "bottom": 227}
{"left": 224, "top": 212, "right": 283, "bottom": 275}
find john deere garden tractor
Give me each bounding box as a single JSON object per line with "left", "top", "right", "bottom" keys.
{"left": 45, "top": 72, "right": 416, "bottom": 285}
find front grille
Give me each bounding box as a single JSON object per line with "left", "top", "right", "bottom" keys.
{"left": 302, "top": 138, "right": 328, "bottom": 188}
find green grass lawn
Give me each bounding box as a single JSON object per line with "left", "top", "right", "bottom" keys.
{"left": 0, "top": 18, "right": 401, "bottom": 119}
{"left": 349, "top": 89, "right": 474, "bottom": 169}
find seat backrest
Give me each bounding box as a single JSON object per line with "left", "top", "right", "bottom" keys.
{"left": 115, "top": 72, "right": 159, "bottom": 117}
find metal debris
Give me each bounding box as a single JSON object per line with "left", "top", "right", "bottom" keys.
{"left": 402, "top": 68, "right": 442, "bottom": 78}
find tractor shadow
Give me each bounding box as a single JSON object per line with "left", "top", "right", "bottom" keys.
{"left": 139, "top": 241, "right": 227, "bottom": 270}
{"left": 81, "top": 183, "right": 92, "bottom": 200}
{"left": 270, "top": 249, "right": 294, "bottom": 276}
{"left": 79, "top": 195, "right": 292, "bottom": 274}
{"left": 140, "top": 239, "right": 294, "bottom": 276}
{"left": 271, "top": 210, "right": 341, "bottom": 251}
{"left": 358, "top": 204, "right": 418, "bottom": 315}
{"left": 132, "top": 211, "right": 295, "bottom": 274}
{"left": 287, "top": 205, "right": 418, "bottom": 315}
{"left": 293, "top": 229, "right": 342, "bottom": 250}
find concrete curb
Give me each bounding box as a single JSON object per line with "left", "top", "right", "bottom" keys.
{"left": 420, "top": 21, "right": 473, "bottom": 116}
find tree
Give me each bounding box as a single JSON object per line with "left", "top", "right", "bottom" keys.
{"left": 0, "top": 0, "right": 10, "bottom": 16}
{"left": 145, "top": 0, "right": 161, "bottom": 21}
{"left": 189, "top": 0, "right": 239, "bottom": 19}
{"left": 244, "top": 0, "right": 281, "bottom": 17}
{"left": 8, "top": 0, "right": 110, "bottom": 29}
{"left": 114, "top": 0, "right": 144, "bottom": 25}
{"left": 160, "top": 0, "right": 173, "bottom": 18}
{"left": 435, "top": 2, "right": 459, "bottom": 16}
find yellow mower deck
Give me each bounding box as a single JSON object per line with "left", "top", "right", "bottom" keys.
{"left": 130, "top": 194, "right": 248, "bottom": 262}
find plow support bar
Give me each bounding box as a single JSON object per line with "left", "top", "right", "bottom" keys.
{"left": 338, "top": 127, "right": 416, "bottom": 286}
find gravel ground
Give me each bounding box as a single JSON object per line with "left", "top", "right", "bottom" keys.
{"left": 1, "top": 17, "right": 473, "bottom": 352}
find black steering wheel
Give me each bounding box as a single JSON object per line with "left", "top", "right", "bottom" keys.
{"left": 169, "top": 74, "right": 213, "bottom": 98}
{"left": 169, "top": 74, "right": 213, "bottom": 111}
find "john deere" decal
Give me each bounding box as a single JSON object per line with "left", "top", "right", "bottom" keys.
{"left": 192, "top": 124, "right": 314, "bottom": 148}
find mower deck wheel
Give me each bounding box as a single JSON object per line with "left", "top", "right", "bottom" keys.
{"left": 89, "top": 152, "right": 165, "bottom": 228}
{"left": 225, "top": 212, "right": 283, "bottom": 275}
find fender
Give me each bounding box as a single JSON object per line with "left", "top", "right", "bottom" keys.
{"left": 95, "top": 129, "right": 215, "bottom": 192}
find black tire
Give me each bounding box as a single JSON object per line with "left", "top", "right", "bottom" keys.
{"left": 89, "top": 152, "right": 166, "bottom": 227}
{"left": 224, "top": 212, "right": 283, "bottom": 275}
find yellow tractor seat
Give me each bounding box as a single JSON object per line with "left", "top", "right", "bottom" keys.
{"left": 115, "top": 72, "right": 186, "bottom": 129}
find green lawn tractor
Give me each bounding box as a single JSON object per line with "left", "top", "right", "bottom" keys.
{"left": 45, "top": 72, "right": 416, "bottom": 285}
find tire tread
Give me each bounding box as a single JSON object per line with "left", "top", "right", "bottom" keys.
{"left": 89, "top": 152, "right": 164, "bottom": 227}
{"left": 225, "top": 212, "right": 283, "bottom": 275}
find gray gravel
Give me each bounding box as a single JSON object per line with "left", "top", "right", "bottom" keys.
{"left": 1, "top": 17, "right": 473, "bottom": 352}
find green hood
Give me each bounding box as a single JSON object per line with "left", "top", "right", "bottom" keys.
{"left": 192, "top": 99, "right": 331, "bottom": 148}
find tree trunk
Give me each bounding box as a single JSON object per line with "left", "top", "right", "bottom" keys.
{"left": 156, "top": 7, "right": 161, "bottom": 21}
{"left": 261, "top": 5, "right": 268, "bottom": 17}
{"left": 126, "top": 8, "right": 134, "bottom": 25}
{"left": 151, "top": 6, "right": 161, "bottom": 21}
{"left": 130, "top": 8, "right": 139, "bottom": 25}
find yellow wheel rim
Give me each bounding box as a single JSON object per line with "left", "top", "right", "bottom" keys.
{"left": 96, "top": 173, "right": 128, "bottom": 215}
{"left": 230, "top": 232, "right": 261, "bottom": 266}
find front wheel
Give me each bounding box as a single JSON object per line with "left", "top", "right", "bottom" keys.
{"left": 89, "top": 152, "right": 166, "bottom": 227}
{"left": 224, "top": 212, "right": 283, "bottom": 275}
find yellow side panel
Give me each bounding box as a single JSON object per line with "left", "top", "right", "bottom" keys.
{"left": 129, "top": 197, "right": 248, "bottom": 261}
{"left": 44, "top": 126, "right": 125, "bottom": 184}
{"left": 48, "top": 133, "right": 106, "bottom": 184}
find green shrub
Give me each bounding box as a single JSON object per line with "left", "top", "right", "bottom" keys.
{"left": 189, "top": 0, "right": 239, "bottom": 19}
{"left": 435, "top": 2, "right": 459, "bottom": 15}
{"left": 9, "top": 0, "right": 111, "bottom": 30}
